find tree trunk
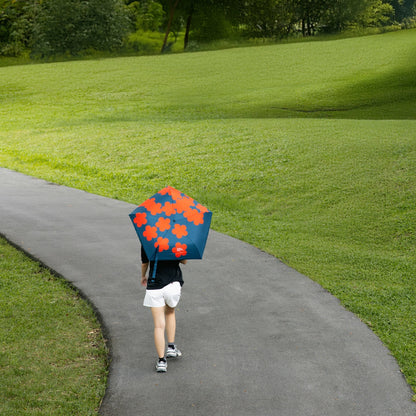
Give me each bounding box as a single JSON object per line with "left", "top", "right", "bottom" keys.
{"left": 161, "top": 0, "right": 180, "bottom": 53}
{"left": 184, "top": 6, "right": 194, "bottom": 50}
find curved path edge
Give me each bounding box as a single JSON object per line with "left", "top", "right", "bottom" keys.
{"left": 0, "top": 167, "right": 414, "bottom": 416}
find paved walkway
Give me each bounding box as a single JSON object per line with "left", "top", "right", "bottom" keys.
{"left": 0, "top": 167, "right": 414, "bottom": 416}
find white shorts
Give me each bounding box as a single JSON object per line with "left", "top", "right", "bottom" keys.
{"left": 143, "top": 281, "right": 182, "bottom": 308}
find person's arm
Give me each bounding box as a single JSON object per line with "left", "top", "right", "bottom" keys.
{"left": 141, "top": 262, "right": 149, "bottom": 287}
{"left": 180, "top": 260, "right": 187, "bottom": 265}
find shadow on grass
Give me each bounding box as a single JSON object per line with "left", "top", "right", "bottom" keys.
{"left": 232, "top": 58, "right": 416, "bottom": 120}
{"left": 80, "top": 50, "right": 416, "bottom": 124}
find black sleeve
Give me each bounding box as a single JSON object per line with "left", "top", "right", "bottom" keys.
{"left": 141, "top": 246, "right": 149, "bottom": 263}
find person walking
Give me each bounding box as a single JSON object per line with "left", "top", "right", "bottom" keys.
{"left": 141, "top": 246, "right": 187, "bottom": 372}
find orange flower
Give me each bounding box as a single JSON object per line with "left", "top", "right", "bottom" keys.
{"left": 165, "top": 186, "right": 183, "bottom": 201}
{"left": 141, "top": 198, "right": 162, "bottom": 215}
{"left": 172, "top": 243, "right": 187, "bottom": 258}
{"left": 196, "top": 203, "right": 209, "bottom": 213}
{"left": 159, "top": 186, "right": 182, "bottom": 200}
{"left": 162, "top": 201, "right": 176, "bottom": 216}
{"left": 184, "top": 208, "right": 204, "bottom": 225}
{"left": 155, "top": 237, "right": 169, "bottom": 252}
{"left": 159, "top": 187, "right": 170, "bottom": 196}
{"left": 172, "top": 224, "right": 188, "bottom": 239}
{"left": 143, "top": 225, "right": 158, "bottom": 241}
{"left": 133, "top": 212, "right": 147, "bottom": 228}
{"left": 156, "top": 217, "right": 171, "bottom": 232}
{"left": 175, "top": 196, "right": 195, "bottom": 213}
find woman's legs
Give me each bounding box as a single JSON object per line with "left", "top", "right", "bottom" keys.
{"left": 151, "top": 306, "right": 166, "bottom": 359}
{"left": 165, "top": 305, "right": 176, "bottom": 345}
{"left": 151, "top": 305, "right": 177, "bottom": 358}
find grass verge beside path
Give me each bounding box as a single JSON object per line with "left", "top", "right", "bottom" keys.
{"left": 0, "top": 237, "right": 108, "bottom": 415}
{"left": 0, "top": 29, "right": 415, "bottom": 399}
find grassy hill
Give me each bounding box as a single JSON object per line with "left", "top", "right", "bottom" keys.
{"left": 1, "top": 29, "right": 415, "bottom": 396}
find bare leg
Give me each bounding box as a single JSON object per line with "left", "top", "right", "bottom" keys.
{"left": 165, "top": 305, "right": 176, "bottom": 344}
{"left": 151, "top": 307, "right": 166, "bottom": 358}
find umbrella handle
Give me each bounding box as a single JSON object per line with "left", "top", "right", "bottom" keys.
{"left": 151, "top": 254, "right": 158, "bottom": 282}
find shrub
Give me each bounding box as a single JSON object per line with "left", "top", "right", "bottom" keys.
{"left": 401, "top": 17, "right": 416, "bottom": 29}
{"left": 126, "top": 30, "right": 163, "bottom": 53}
{"left": 31, "top": 0, "right": 131, "bottom": 57}
{"left": 190, "top": 7, "right": 235, "bottom": 42}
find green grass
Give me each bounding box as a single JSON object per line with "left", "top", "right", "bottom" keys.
{"left": 0, "top": 28, "right": 415, "bottom": 399}
{"left": 0, "top": 237, "right": 108, "bottom": 415}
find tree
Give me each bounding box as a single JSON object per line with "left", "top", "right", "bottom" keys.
{"left": 31, "top": 0, "right": 131, "bottom": 57}
{"left": 385, "top": 0, "right": 416, "bottom": 20}
{"left": 359, "top": 0, "right": 394, "bottom": 27}
{"left": 239, "top": 0, "right": 299, "bottom": 39}
{"left": 0, "top": 0, "right": 38, "bottom": 56}
{"left": 322, "top": 0, "right": 384, "bottom": 32}
{"left": 292, "top": 0, "right": 331, "bottom": 36}
{"left": 159, "top": 0, "right": 239, "bottom": 51}
{"left": 128, "top": 0, "right": 165, "bottom": 31}
{"left": 160, "top": 0, "right": 180, "bottom": 52}
{"left": 180, "top": 0, "right": 235, "bottom": 46}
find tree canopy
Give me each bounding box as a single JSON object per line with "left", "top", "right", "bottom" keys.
{"left": 0, "top": 0, "right": 415, "bottom": 57}
{"left": 32, "top": 0, "right": 131, "bottom": 57}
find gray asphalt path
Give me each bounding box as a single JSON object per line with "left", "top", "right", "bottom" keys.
{"left": 0, "top": 167, "right": 415, "bottom": 416}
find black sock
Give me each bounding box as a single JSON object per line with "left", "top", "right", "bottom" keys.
{"left": 159, "top": 357, "right": 166, "bottom": 363}
{"left": 168, "top": 343, "right": 175, "bottom": 349}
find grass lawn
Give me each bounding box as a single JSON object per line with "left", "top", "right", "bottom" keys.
{"left": 1, "top": 27, "right": 415, "bottom": 402}
{"left": 0, "top": 237, "right": 108, "bottom": 415}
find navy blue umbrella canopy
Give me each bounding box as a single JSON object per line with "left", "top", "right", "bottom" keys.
{"left": 129, "top": 186, "right": 212, "bottom": 262}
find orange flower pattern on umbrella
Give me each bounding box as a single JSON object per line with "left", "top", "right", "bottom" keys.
{"left": 156, "top": 217, "right": 171, "bottom": 232}
{"left": 161, "top": 186, "right": 182, "bottom": 201}
{"left": 184, "top": 208, "right": 204, "bottom": 225}
{"left": 172, "top": 223, "right": 188, "bottom": 239}
{"left": 133, "top": 212, "right": 147, "bottom": 228}
{"left": 129, "top": 186, "right": 212, "bottom": 261}
{"left": 155, "top": 237, "right": 169, "bottom": 252}
{"left": 143, "top": 225, "right": 157, "bottom": 241}
{"left": 196, "top": 203, "right": 209, "bottom": 213}
{"left": 172, "top": 242, "right": 187, "bottom": 258}
{"left": 175, "top": 196, "right": 194, "bottom": 214}
{"left": 162, "top": 201, "right": 176, "bottom": 216}
{"left": 141, "top": 198, "right": 162, "bottom": 215}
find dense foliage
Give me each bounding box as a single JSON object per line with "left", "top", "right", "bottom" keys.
{"left": 0, "top": 0, "right": 415, "bottom": 57}
{"left": 31, "top": 0, "right": 131, "bottom": 57}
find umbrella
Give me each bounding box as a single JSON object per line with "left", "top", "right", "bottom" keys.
{"left": 129, "top": 186, "right": 212, "bottom": 264}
